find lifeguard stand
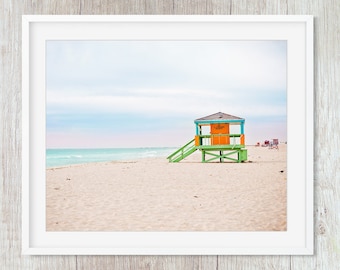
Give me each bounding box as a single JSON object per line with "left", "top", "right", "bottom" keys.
{"left": 167, "top": 112, "right": 248, "bottom": 163}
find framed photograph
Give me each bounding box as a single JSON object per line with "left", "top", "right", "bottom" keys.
{"left": 22, "top": 15, "right": 313, "bottom": 255}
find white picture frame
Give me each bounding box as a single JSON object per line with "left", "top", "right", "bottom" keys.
{"left": 22, "top": 15, "right": 313, "bottom": 255}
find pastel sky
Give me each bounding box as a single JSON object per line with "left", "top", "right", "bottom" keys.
{"left": 46, "top": 40, "right": 286, "bottom": 148}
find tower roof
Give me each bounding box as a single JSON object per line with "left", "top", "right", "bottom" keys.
{"left": 195, "top": 112, "right": 244, "bottom": 122}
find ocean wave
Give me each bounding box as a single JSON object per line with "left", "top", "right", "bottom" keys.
{"left": 46, "top": 147, "right": 178, "bottom": 167}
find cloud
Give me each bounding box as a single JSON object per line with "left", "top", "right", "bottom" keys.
{"left": 47, "top": 40, "right": 286, "bottom": 91}
{"left": 46, "top": 85, "right": 286, "bottom": 119}
{"left": 46, "top": 40, "right": 287, "bottom": 147}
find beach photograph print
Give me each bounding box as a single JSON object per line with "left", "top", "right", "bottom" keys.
{"left": 46, "top": 40, "right": 287, "bottom": 232}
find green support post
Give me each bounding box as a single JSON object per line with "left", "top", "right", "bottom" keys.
{"left": 238, "top": 149, "right": 248, "bottom": 162}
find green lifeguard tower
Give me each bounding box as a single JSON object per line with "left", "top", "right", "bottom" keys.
{"left": 167, "top": 112, "right": 248, "bottom": 163}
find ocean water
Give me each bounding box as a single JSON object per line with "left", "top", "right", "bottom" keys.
{"left": 46, "top": 147, "right": 178, "bottom": 168}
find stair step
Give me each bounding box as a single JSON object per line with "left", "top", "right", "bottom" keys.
{"left": 167, "top": 138, "right": 197, "bottom": 162}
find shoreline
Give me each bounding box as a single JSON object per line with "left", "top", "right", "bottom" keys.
{"left": 46, "top": 144, "right": 285, "bottom": 169}
{"left": 46, "top": 144, "right": 287, "bottom": 231}
{"left": 46, "top": 147, "right": 178, "bottom": 169}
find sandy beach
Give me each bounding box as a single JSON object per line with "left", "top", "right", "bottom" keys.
{"left": 46, "top": 145, "right": 287, "bottom": 231}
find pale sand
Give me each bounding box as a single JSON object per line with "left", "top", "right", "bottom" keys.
{"left": 46, "top": 145, "right": 287, "bottom": 231}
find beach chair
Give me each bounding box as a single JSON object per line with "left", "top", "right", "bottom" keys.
{"left": 262, "top": 140, "right": 270, "bottom": 147}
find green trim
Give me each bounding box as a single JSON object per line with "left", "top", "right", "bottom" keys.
{"left": 198, "top": 134, "right": 242, "bottom": 138}
{"left": 200, "top": 148, "right": 247, "bottom": 163}
{"left": 196, "top": 145, "right": 245, "bottom": 150}
{"left": 202, "top": 150, "right": 239, "bottom": 163}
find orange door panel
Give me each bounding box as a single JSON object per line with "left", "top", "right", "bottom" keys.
{"left": 210, "top": 123, "right": 230, "bottom": 145}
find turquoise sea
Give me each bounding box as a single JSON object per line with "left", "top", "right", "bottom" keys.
{"left": 46, "top": 147, "right": 178, "bottom": 168}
